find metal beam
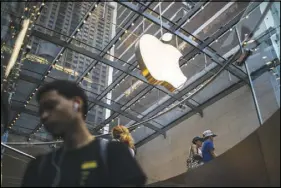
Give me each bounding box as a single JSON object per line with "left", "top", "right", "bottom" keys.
{"left": 1, "top": 143, "right": 36, "bottom": 159}
{"left": 116, "top": 1, "right": 249, "bottom": 83}
{"left": 16, "top": 72, "right": 166, "bottom": 136}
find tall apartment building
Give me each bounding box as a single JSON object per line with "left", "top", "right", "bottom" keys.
{"left": 29, "top": 2, "right": 117, "bottom": 127}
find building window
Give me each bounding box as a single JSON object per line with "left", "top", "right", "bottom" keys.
{"left": 91, "top": 83, "right": 98, "bottom": 90}
{"left": 65, "top": 62, "right": 71, "bottom": 68}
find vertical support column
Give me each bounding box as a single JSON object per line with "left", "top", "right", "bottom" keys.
{"left": 104, "top": 2, "right": 118, "bottom": 134}
{"left": 235, "top": 27, "right": 263, "bottom": 126}
{"left": 260, "top": 2, "right": 280, "bottom": 107}
{"left": 260, "top": 2, "right": 280, "bottom": 59}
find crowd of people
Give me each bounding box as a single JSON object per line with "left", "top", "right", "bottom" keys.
{"left": 187, "top": 130, "right": 217, "bottom": 171}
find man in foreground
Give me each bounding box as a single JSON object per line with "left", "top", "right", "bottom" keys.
{"left": 21, "top": 80, "right": 146, "bottom": 187}
{"left": 202, "top": 130, "right": 217, "bottom": 163}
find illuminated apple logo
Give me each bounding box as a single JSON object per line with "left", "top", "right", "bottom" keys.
{"left": 135, "top": 34, "right": 187, "bottom": 92}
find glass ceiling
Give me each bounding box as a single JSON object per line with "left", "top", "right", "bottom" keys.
{"left": 2, "top": 1, "right": 277, "bottom": 146}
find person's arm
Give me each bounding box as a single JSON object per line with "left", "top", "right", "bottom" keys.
{"left": 191, "top": 144, "right": 198, "bottom": 155}
{"left": 107, "top": 142, "right": 147, "bottom": 187}
{"left": 210, "top": 149, "right": 216, "bottom": 158}
{"left": 21, "top": 158, "right": 40, "bottom": 187}
{"left": 208, "top": 142, "right": 216, "bottom": 159}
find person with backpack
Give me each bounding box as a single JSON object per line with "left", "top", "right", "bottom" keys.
{"left": 186, "top": 136, "right": 204, "bottom": 171}
{"left": 112, "top": 125, "right": 136, "bottom": 157}
{"left": 21, "top": 80, "right": 146, "bottom": 187}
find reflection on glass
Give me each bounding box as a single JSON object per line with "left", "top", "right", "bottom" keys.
{"left": 238, "top": 2, "right": 280, "bottom": 123}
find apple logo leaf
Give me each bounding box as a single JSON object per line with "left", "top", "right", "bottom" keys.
{"left": 135, "top": 34, "right": 187, "bottom": 92}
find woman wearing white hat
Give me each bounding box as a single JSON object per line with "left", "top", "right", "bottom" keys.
{"left": 202, "top": 130, "right": 217, "bottom": 163}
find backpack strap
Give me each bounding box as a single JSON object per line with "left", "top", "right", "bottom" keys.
{"left": 99, "top": 139, "right": 109, "bottom": 171}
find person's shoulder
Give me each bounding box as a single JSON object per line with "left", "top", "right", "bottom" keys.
{"left": 203, "top": 140, "right": 213, "bottom": 148}
{"left": 107, "top": 139, "right": 126, "bottom": 148}
{"left": 203, "top": 140, "right": 211, "bottom": 146}
{"left": 204, "top": 140, "right": 212, "bottom": 144}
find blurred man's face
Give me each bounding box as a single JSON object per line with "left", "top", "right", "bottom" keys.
{"left": 38, "top": 90, "right": 78, "bottom": 137}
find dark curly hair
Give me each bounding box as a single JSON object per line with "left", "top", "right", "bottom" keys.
{"left": 36, "top": 80, "right": 88, "bottom": 119}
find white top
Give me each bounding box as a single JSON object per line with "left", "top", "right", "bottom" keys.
{"left": 198, "top": 147, "right": 202, "bottom": 157}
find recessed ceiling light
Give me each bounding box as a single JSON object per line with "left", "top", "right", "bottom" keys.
{"left": 262, "top": 56, "right": 267, "bottom": 59}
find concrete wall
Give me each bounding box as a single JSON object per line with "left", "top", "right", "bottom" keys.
{"left": 136, "top": 78, "right": 279, "bottom": 184}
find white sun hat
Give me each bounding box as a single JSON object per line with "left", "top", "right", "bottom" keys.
{"left": 203, "top": 130, "right": 217, "bottom": 138}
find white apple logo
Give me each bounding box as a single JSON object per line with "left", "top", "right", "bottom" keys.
{"left": 135, "top": 34, "right": 187, "bottom": 92}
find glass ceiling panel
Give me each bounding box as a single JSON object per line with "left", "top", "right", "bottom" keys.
{"left": 124, "top": 109, "right": 165, "bottom": 129}
{"left": 130, "top": 87, "right": 167, "bottom": 114}
{"left": 192, "top": 70, "right": 240, "bottom": 104}
{"left": 131, "top": 126, "right": 155, "bottom": 144}
{"left": 115, "top": 5, "right": 135, "bottom": 34}
{"left": 111, "top": 75, "right": 146, "bottom": 105}
{"left": 181, "top": 52, "right": 213, "bottom": 81}
{"left": 236, "top": 3, "right": 269, "bottom": 42}
{"left": 11, "top": 80, "right": 36, "bottom": 102}
{"left": 196, "top": 2, "right": 250, "bottom": 41}
{"left": 182, "top": 2, "right": 228, "bottom": 36}
{"left": 152, "top": 103, "right": 192, "bottom": 127}
{"left": 210, "top": 28, "right": 239, "bottom": 57}
{"left": 13, "top": 113, "right": 39, "bottom": 134}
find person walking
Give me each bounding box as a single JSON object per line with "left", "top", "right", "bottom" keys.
{"left": 112, "top": 125, "right": 136, "bottom": 157}
{"left": 202, "top": 130, "right": 217, "bottom": 163}
{"left": 21, "top": 80, "right": 146, "bottom": 187}
{"left": 186, "top": 136, "right": 204, "bottom": 170}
